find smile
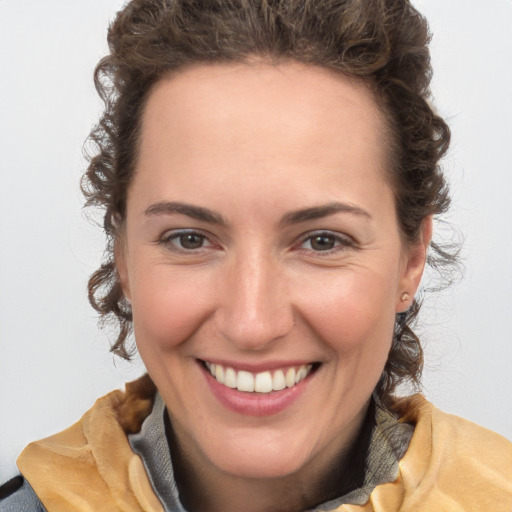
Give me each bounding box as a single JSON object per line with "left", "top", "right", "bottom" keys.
{"left": 204, "top": 362, "right": 314, "bottom": 393}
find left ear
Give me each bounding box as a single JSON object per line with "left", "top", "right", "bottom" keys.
{"left": 396, "top": 216, "right": 433, "bottom": 313}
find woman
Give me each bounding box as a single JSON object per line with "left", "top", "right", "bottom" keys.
{"left": 1, "top": 0, "right": 511, "bottom": 510}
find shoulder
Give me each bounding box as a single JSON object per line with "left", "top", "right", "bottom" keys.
{"left": 0, "top": 476, "right": 46, "bottom": 511}
{"left": 13, "top": 375, "right": 160, "bottom": 511}
{"left": 396, "top": 394, "right": 512, "bottom": 460}
{"left": 393, "top": 395, "right": 512, "bottom": 511}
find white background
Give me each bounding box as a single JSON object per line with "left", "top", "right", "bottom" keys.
{"left": 0, "top": 0, "right": 511, "bottom": 482}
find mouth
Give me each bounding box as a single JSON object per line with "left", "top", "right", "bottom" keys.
{"left": 199, "top": 360, "right": 320, "bottom": 416}
{"left": 201, "top": 360, "right": 319, "bottom": 393}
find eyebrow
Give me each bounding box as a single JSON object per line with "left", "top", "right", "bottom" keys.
{"left": 279, "top": 202, "right": 371, "bottom": 226}
{"left": 144, "top": 201, "right": 226, "bottom": 225}
{"left": 144, "top": 200, "right": 370, "bottom": 226}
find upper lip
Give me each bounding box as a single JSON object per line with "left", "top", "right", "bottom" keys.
{"left": 198, "top": 358, "right": 318, "bottom": 373}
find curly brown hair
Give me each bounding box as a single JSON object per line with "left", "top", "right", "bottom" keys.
{"left": 82, "top": 0, "right": 455, "bottom": 408}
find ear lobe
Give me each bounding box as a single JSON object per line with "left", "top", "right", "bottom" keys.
{"left": 396, "top": 216, "right": 433, "bottom": 313}
{"left": 114, "top": 238, "right": 131, "bottom": 301}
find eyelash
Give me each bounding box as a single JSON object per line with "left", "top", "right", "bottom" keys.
{"left": 158, "top": 230, "right": 215, "bottom": 253}
{"left": 158, "top": 229, "right": 355, "bottom": 255}
{"left": 297, "top": 231, "right": 356, "bottom": 254}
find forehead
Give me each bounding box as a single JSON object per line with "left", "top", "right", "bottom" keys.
{"left": 133, "top": 61, "right": 391, "bottom": 212}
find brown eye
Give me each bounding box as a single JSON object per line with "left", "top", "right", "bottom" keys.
{"left": 310, "top": 234, "right": 336, "bottom": 251}
{"left": 299, "top": 231, "right": 354, "bottom": 253}
{"left": 178, "top": 233, "right": 205, "bottom": 250}
{"left": 159, "top": 230, "right": 213, "bottom": 252}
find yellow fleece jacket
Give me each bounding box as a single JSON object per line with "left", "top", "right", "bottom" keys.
{"left": 17, "top": 376, "right": 512, "bottom": 512}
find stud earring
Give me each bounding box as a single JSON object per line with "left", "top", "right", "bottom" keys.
{"left": 400, "top": 292, "right": 411, "bottom": 303}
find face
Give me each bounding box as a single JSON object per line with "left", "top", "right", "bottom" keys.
{"left": 117, "top": 62, "right": 428, "bottom": 485}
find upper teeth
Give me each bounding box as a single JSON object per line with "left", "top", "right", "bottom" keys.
{"left": 205, "top": 362, "right": 313, "bottom": 393}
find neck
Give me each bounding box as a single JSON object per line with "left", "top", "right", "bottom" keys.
{"left": 166, "top": 402, "right": 375, "bottom": 512}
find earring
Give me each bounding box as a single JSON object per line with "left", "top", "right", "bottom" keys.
{"left": 400, "top": 292, "right": 411, "bottom": 303}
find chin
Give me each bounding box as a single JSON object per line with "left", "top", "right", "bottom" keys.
{"left": 198, "top": 427, "right": 319, "bottom": 480}
{"left": 217, "top": 451, "right": 308, "bottom": 480}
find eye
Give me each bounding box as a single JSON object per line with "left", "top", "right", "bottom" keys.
{"left": 299, "top": 231, "right": 354, "bottom": 252}
{"left": 159, "top": 230, "right": 214, "bottom": 252}
{"left": 307, "top": 234, "right": 337, "bottom": 251}
{"left": 178, "top": 233, "right": 206, "bottom": 249}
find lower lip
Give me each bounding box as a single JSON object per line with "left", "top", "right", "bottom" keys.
{"left": 200, "top": 363, "right": 314, "bottom": 417}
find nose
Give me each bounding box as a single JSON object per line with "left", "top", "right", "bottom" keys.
{"left": 214, "top": 250, "right": 294, "bottom": 351}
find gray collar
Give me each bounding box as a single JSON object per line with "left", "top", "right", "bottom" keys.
{"left": 129, "top": 393, "right": 186, "bottom": 512}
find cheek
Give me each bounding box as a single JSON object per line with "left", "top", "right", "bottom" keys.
{"left": 296, "top": 268, "right": 397, "bottom": 354}
{"left": 130, "top": 268, "right": 215, "bottom": 351}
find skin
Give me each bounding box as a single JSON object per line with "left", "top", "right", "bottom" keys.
{"left": 117, "top": 61, "right": 431, "bottom": 512}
